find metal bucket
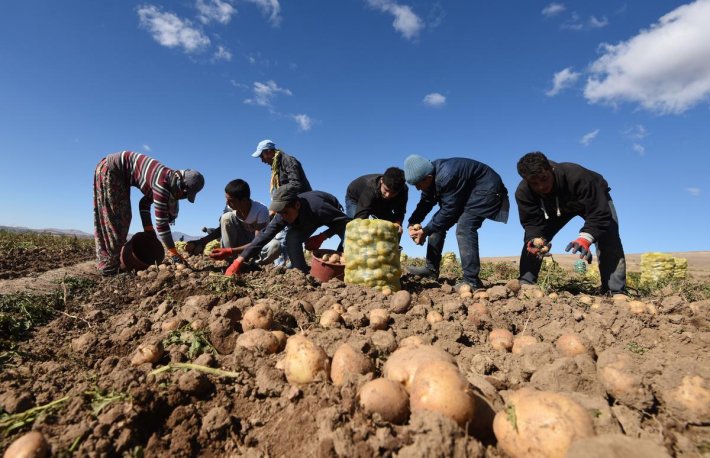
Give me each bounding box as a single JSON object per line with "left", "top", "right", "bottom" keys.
{"left": 310, "top": 249, "right": 345, "bottom": 282}
{"left": 120, "top": 231, "right": 165, "bottom": 271}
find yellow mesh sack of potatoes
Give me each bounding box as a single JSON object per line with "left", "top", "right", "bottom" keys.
{"left": 640, "top": 252, "right": 675, "bottom": 285}
{"left": 204, "top": 239, "right": 220, "bottom": 255}
{"left": 672, "top": 257, "right": 687, "bottom": 280}
{"left": 441, "top": 252, "right": 458, "bottom": 271}
{"left": 344, "top": 219, "right": 401, "bottom": 291}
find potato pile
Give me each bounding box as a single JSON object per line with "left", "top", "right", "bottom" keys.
{"left": 320, "top": 252, "right": 344, "bottom": 264}
{"left": 344, "top": 219, "right": 401, "bottom": 291}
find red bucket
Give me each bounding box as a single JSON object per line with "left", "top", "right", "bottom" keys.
{"left": 310, "top": 249, "right": 345, "bottom": 282}
{"left": 120, "top": 231, "right": 165, "bottom": 271}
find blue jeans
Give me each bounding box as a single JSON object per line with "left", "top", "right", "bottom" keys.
{"left": 519, "top": 200, "right": 626, "bottom": 293}
{"left": 345, "top": 197, "right": 357, "bottom": 219}
{"left": 285, "top": 222, "right": 321, "bottom": 273}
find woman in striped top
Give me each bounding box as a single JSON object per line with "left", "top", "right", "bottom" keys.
{"left": 93, "top": 151, "right": 204, "bottom": 276}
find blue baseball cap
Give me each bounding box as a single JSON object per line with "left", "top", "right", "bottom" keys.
{"left": 251, "top": 139, "right": 276, "bottom": 158}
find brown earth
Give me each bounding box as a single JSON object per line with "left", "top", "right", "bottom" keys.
{"left": 1, "top": 251, "right": 709, "bottom": 457}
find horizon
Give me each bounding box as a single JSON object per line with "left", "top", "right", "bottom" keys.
{"left": 1, "top": 1, "right": 708, "bottom": 258}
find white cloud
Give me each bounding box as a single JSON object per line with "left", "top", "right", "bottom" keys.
{"left": 588, "top": 16, "right": 609, "bottom": 29}
{"left": 685, "top": 187, "right": 701, "bottom": 197}
{"left": 585, "top": 0, "right": 710, "bottom": 114}
{"left": 292, "top": 114, "right": 313, "bottom": 131}
{"left": 366, "top": 0, "right": 424, "bottom": 40}
{"left": 546, "top": 67, "right": 581, "bottom": 96}
{"left": 137, "top": 5, "right": 210, "bottom": 53}
{"left": 213, "top": 45, "right": 232, "bottom": 61}
{"left": 243, "top": 0, "right": 282, "bottom": 26}
{"left": 624, "top": 124, "right": 647, "bottom": 140}
{"left": 580, "top": 129, "right": 600, "bottom": 146}
{"left": 542, "top": 3, "right": 566, "bottom": 17}
{"left": 423, "top": 92, "right": 446, "bottom": 107}
{"left": 142, "top": 144, "right": 152, "bottom": 152}
{"left": 244, "top": 80, "right": 292, "bottom": 107}
{"left": 632, "top": 143, "right": 646, "bottom": 156}
{"left": 196, "top": 0, "right": 236, "bottom": 24}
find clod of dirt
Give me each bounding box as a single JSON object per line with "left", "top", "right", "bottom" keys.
{"left": 71, "top": 332, "right": 97, "bottom": 353}
{"left": 398, "top": 410, "right": 484, "bottom": 458}
{"left": 370, "top": 330, "right": 397, "bottom": 355}
{"left": 567, "top": 434, "right": 669, "bottom": 458}
{"left": 511, "top": 335, "right": 537, "bottom": 355}
{"left": 0, "top": 389, "right": 34, "bottom": 415}
{"left": 597, "top": 349, "right": 654, "bottom": 410}
{"left": 177, "top": 370, "right": 213, "bottom": 396}
{"left": 209, "top": 317, "right": 238, "bottom": 355}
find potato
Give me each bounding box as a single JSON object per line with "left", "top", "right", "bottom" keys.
{"left": 473, "top": 290, "right": 489, "bottom": 301}
{"left": 359, "top": 378, "right": 410, "bottom": 424}
{"left": 390, "top": 290, "right": 412, "bottom": 314}
{"left": 578, "top": 295, "right": 593, "bottom": 306}
{"left": 512, "top": 335, "right": 538, "bottom": 355}
{"left": 381, "top": 286, "right": 393, "bottom": 297}
{"left": 330, "top": 303, "right": 346, "bottom": 315}
{"left": 398, "top": 335, "right": 425, "bottom": 349}
{"left": 320, "top": 309, "right": 342, "bottom": 328}
{"left": 532, "top": 237, "right": 546, "bottom": 248}
{"left": 548, "top": 292, "right": 559, "bottom": 300}
{"left": 369, "top": 308, "right": 390, "bottom": 330}
{"left": 457, "top": 283, "right": 472, "bottom": 295}
{"left": 279, "top": 335, "right": 330, "bottom": 384}
{"left": 383, "top": 345, "right": 455, "bottom": 391}
{"left": 597, "top": 349, "right": 653, "bottom": 410}
{"left": 131, "top": 342, "right": 164, "bottom": 366}
{"left": 3, "top": 431, "right": 49, "bottom": 458}
{"left": 493, "top": 388, "right": 595, "bottom": 458}
{"left": 409, "top": 360, "right": 476, "bottom": 427}
{"left": 460, "top": 290, "right": 473, "bottom": 299}
{"left": 237, "top": 329, "right": 280, "bottom": 354}
{"left": 667, "top": 375, "right": 710, "bottom": 422}
{"left": 627, "top": 300, "right": 647, "bottom": 315}
{"left": 556, "top": 333, "right": 595, "bottom": 358}
{"left": 489, "top": 329, "right": 514, "bottom": 352}
{"left": 467, "top": 302, "right": 489, "bottom": 325}
{"left": 329, "top": 253, "right": 341, "bottom": 264}
{"left": 272, "top": 330, "right": 288, "bottom": 352}
{"left": 242, "top": 303, "right": 273, "bottom": 331}
{"left": 330, "top": 343, "right": 374, "bottom": 386}
{"left": 411, "top": 223, "right": 422, "bottom": 230}
{"left": 426, "top": 310, "right": 443, "bottom": 325}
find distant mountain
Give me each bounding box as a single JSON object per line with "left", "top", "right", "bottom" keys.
{"left": 0, "top": 225, "right": 200, "bottom": 241}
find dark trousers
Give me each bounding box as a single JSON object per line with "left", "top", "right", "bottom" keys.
{"left": 519, "top": 200, "right": 626, "bottom": 293}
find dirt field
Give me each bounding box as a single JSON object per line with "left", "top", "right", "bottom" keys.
{"left": 1, "top": 237, "right": 709, "bottom": 457}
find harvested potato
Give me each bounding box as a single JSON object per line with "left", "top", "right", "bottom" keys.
{"left": 627, "top": 300, "right": 647, "bottom": 315}
{"left": 457, "top": 283, "right": 472, "bottom": 295}
{"left": 411, "top": 223, "right": 422, "bottom": 230}
{"left": 320, "top": 309, "right": 342, "bottom": 328}
{"left": 467, "top": 303, "right": 489, "bottom": 325}
{"left": 279, "top": 335, "right": 330, "bottom": 384}
{"left": 369, "top": 308, "right": 390, "bottom": 330}
{"left": 556, "top": 333, "right": 595, "bottom": 358}
{"left": 597, "top": 349, "right": 653, "bottom": 410}
{"left": 242, "top": 303, "right": 273, "bottom": 331}
{"left": 489, "top": 329, "right": 514, "bottom": 352}
{"left": 426, "top": 310, "right": 443, "bottom": 325}
{"left": 390, "top": 290, "right": 412, "bottom": 313}
{"left": 493, "top": 388, "right": 595, "bottom": 458}
{"left": 359, "top": 378, "right": 410, "bottom": 424}
{"left": 473, "top": 290, "right": 489, "bottom": 301}
{"left": 272, "top": 330, "right": 288, "bottom": 352}
{"left": 4, "top": 431, "right": 49, "bottom": 458}
{"left": 237, "top": 329, "right": 280, "bottom": 354}
{"left": 512, "top": 335, "right": 538, "bottom": 355}
{"left": 330, "top": 303, "right": 346, "bottom": 315}
{"left": 383, "top": 345, "right": 455, "bottom": 391}
{"left": 330, "top": 343, "right": 374, "bottom": 386}
{"left": 131, "top": 342, "right": 164, "bottom": 366}
{"left": 667, "top": 375, "right": 710, "bottom": 422}
{"left": 578, "top": 295, "right": 593, "bottom": 306}
{"left": 398, "top": 335, "right": 425, "bottom": 349}
{"left": 532, "top": 237, "right": 549, "bottom": 254}
{"left": 548, "top": 292, "right": 559, "bottom": 300}
{"left": 381, "top": 286, "right": 393, "bottom": 297}
{"left": 329, "top": 253, "right": 341, "bottom": 264}
{"left": 410, "top": 360, "right": 476, "bottom": 427}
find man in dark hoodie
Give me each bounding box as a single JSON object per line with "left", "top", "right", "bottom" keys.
{"left": 404, "top": 155, "right": 509, "bottom": 290}
{"left": 515, "top": 151, "right": 626, "bottom": 294}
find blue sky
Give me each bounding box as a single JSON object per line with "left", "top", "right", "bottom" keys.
{"left": 1, "top": 0, "right": 708, "bottom": 257}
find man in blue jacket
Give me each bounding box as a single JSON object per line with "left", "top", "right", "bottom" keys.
{"left": 224, "top": 184, "right": 350, "bottom": 276}
{"left": 404, "top": 155, "right": 509, "bottom": 290}
{"left": 515, "top": 151, "right": 626, "bottom": 294}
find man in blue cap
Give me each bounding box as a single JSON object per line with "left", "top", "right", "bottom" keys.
{"left": 404, "top": 155, "right": 509, "bottom": 290}
{"left": 251, "top": 139, "right": 312, "bottom": 266}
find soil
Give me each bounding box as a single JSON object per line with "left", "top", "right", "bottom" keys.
{"left": 1, "top": 251, "right": 709, "bottom": 457}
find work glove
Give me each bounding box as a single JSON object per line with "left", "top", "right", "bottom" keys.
{"left": 225, "top": 259, "right": 243, "bottom": 277}
{"left": 209, "top": 247, "right": 234, "bottom": 261}
{"left": 305, "top": 232, "right": 328, "bottom": 251}
{"left": 526, "top": 238, "right": 551, "bottom": 259}
{"left": 167, "top": 247, "right": 189, "bottom": 267}
{"left": 185, "top": 239, "right": 206, "bottom": 255}
{"left": 565, "top": 236, "right": 593, "bottom": 264}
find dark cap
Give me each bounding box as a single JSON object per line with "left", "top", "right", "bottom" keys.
{"left": 269, "top": 184, "right": 300, "bottom": 212}
{"left": 181, "top": 170, "right": 205, "bottom": 203}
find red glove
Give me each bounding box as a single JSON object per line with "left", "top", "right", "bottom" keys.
{"left": 167, "top": 247, "right": 188, "bottom": 266}
{"left": 225, "top": 259, "right": 242, "bottom": 277}
{"left": 305, "top": 232, "right": 328, "bottom": 251}
{"left": 526, "top": 238, "right": 551, "bottom": 258}
{"left": 565, "top": 236, "right": 593, "bottom": 263}
{"left": 209, "top": 247, "right": 234, "bottom": 260}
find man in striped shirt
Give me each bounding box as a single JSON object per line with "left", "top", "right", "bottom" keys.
{"left": 93, "top": 151, "right": 204, "bottom": 276}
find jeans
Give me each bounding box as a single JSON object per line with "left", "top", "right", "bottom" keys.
{"left": 284, "top": 222, "right": 321, "bottom": 273}
{"left": 220, "top": 212, "right": 281, "bottom": 266}
{"left": 519, "top": 200, "right": 626, "bottom": 293}
{"left": 345, "top": 197, "right": 358, "bottom": 219}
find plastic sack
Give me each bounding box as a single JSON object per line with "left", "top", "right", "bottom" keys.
{"left": 640, "top": 252, "right": 687, "bottom": 285}
{"left": 344, "top": 219, "right": 401, "bottom": 291}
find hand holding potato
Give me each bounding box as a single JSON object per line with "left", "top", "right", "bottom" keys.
{"left": 409, "top": 226, "right": 426, "bottom": 246}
